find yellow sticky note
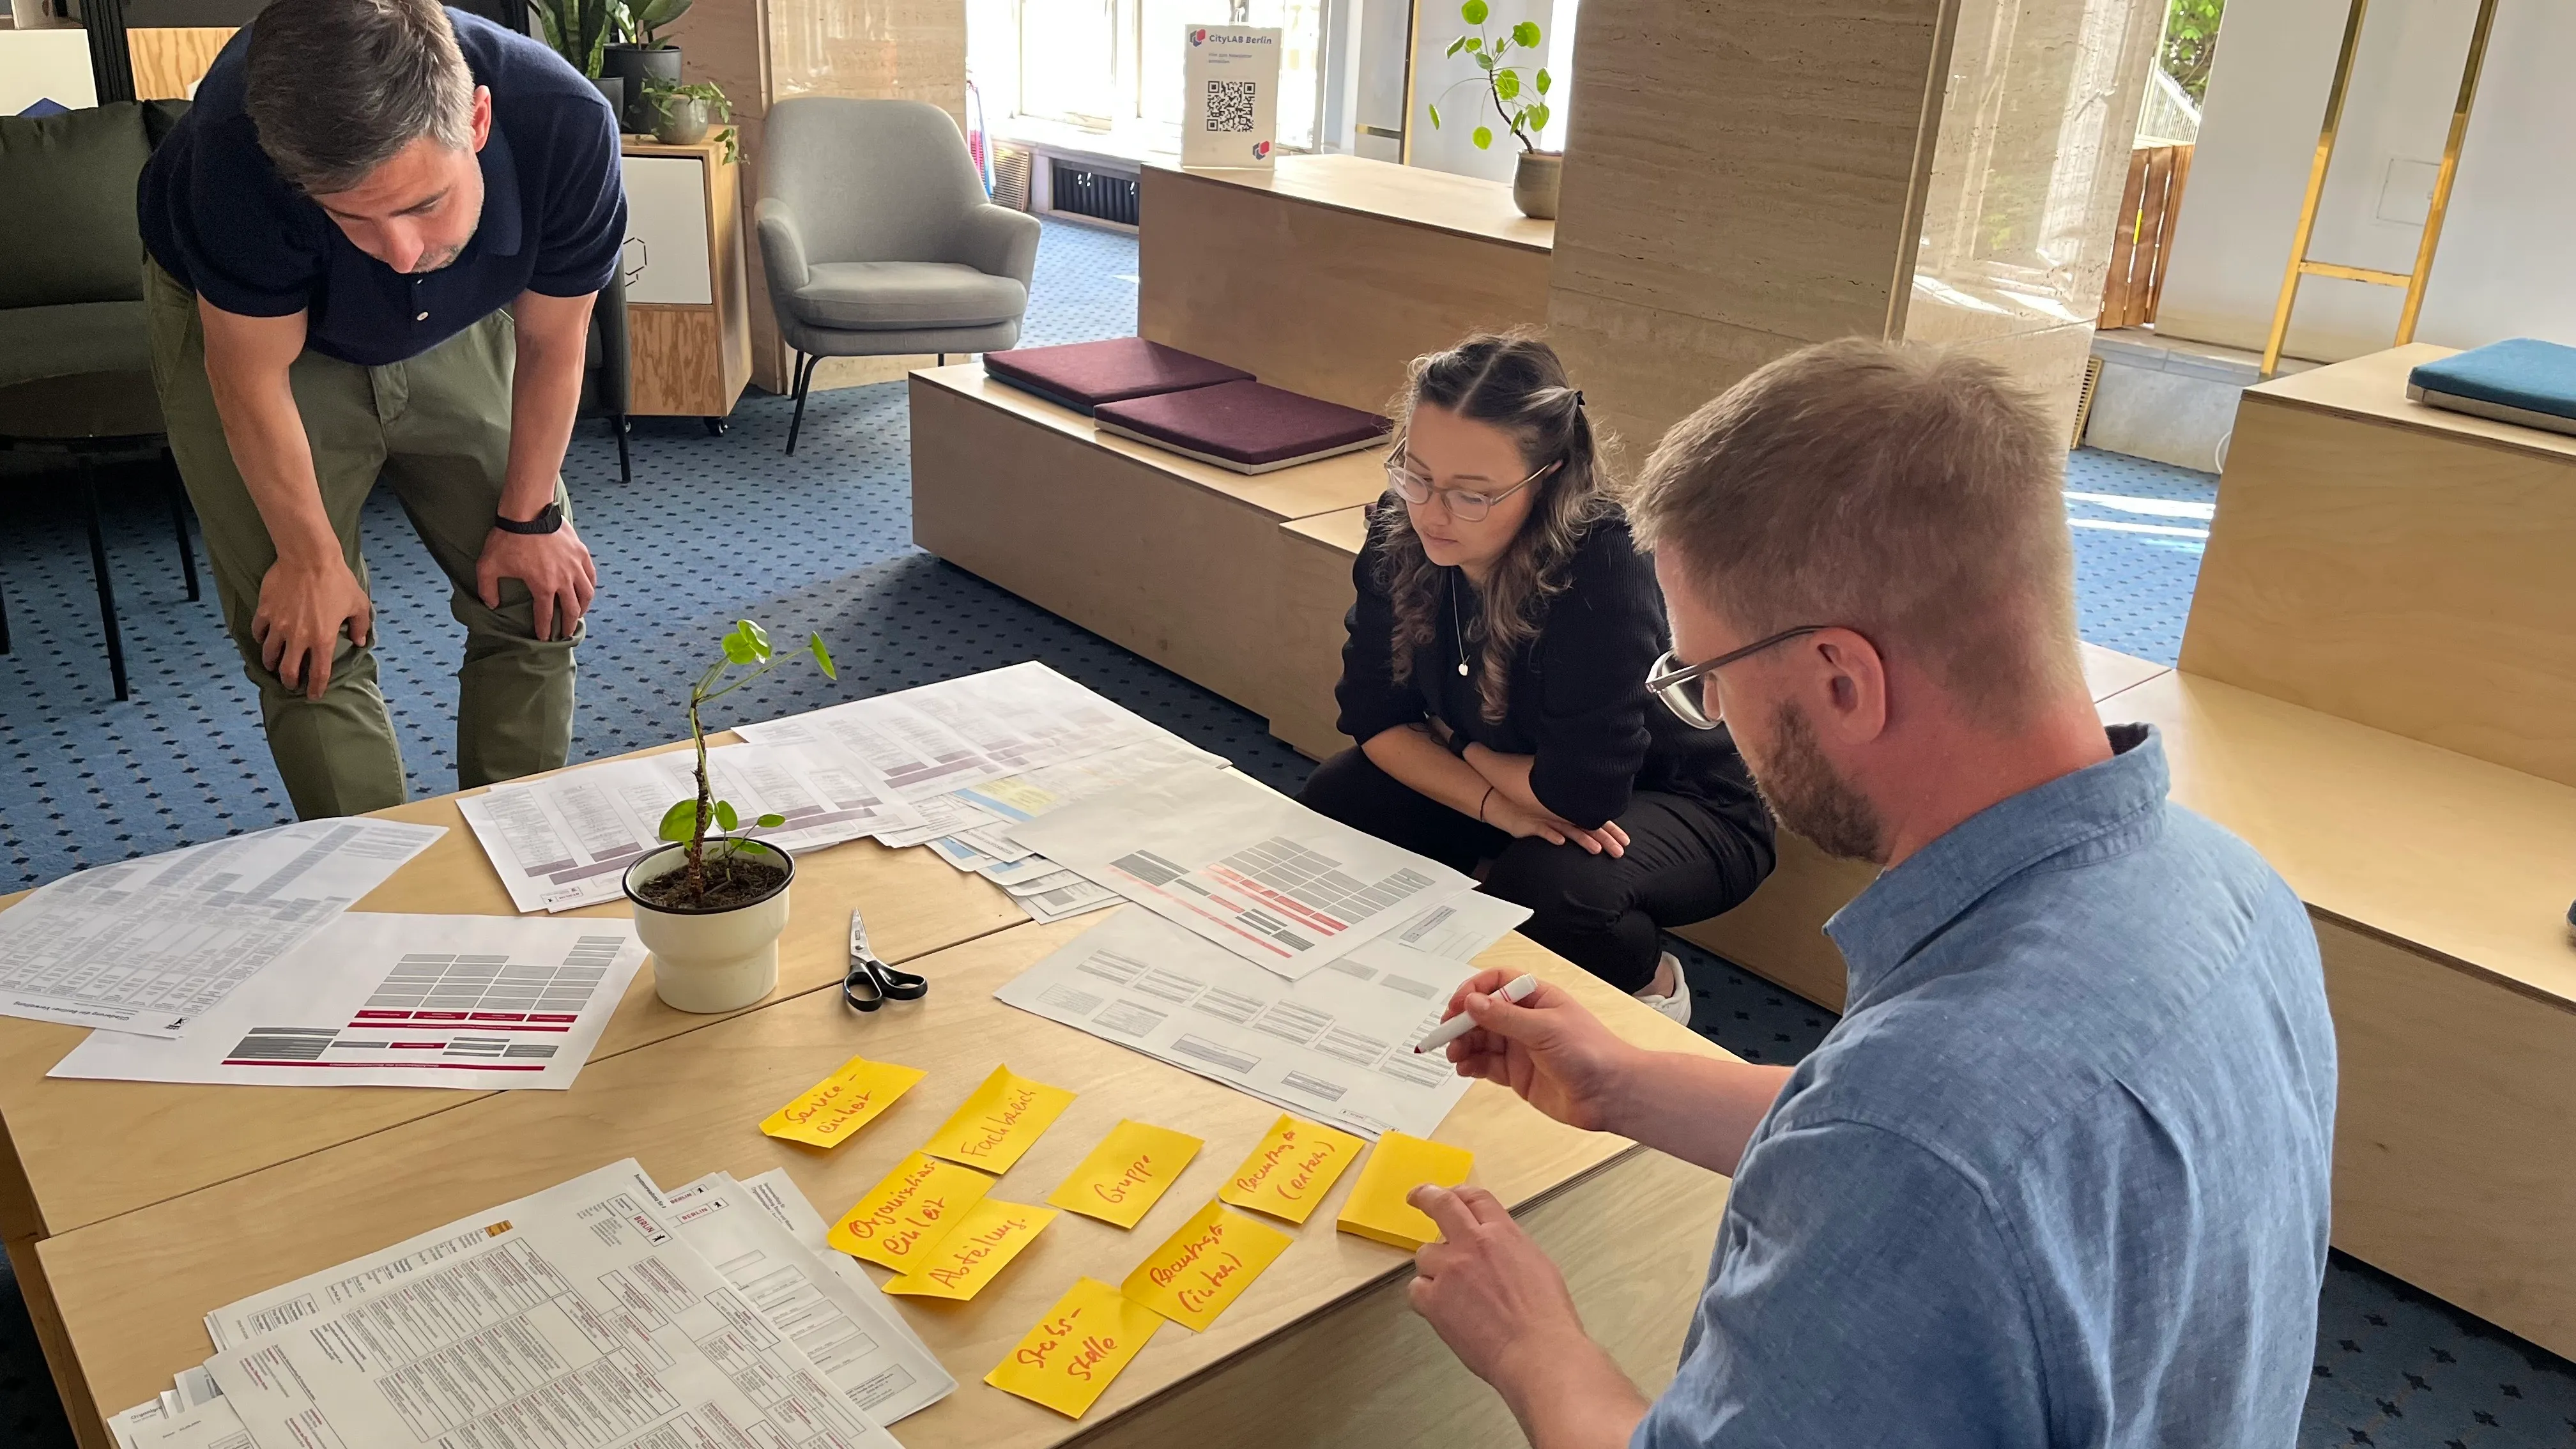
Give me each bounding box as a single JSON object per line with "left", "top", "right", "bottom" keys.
{"left": 984, "top": 1276, "right": 1163, "bottom": 1418}
{"left": 758, "top": 1055, "right": 927, "bottom": 1149}
{"left": 1215, "top": 1114, "right": 1365, "bottom": 1224}
{"left": 1045, "top": 1120, "right": 1204, "bottom": 1229}
{"left": 920, "top": 1064, "right": 1078, "bottom": 1173}
{"left": 827, "top": 1152, "right": 995, "bottom": 1271}
{"left": 1335, "top": 1131, "right": 1475, "bottom": 1251}
{"left": 881, "top": 1197, "right": 1057, "bottom": 1300}
{"left": 1119, "top": 1197, "right": 1294, "bottom": 1331}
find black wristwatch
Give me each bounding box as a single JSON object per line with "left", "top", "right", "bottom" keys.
{"left": 493, "top": 502, "right": 565, "bottom": 535}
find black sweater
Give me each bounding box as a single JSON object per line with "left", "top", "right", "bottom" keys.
{"left": 1333, "top": 511, "right": 1773, "bottom": 839}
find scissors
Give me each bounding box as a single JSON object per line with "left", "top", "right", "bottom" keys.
{"left": 844, "top": 908, "right": 930, "bottom": 1013}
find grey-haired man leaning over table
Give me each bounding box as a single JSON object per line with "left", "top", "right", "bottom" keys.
{"left": 1404, "top": 339, "right": 2338, "bottom": 1448}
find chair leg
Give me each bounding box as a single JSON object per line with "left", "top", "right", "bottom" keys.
{"left": 164, "top": 449, "right": 201, "bottom": 602}
{"left": 613, "top": 414, "right": 632, "bottom": 484}
{"left": 80, "top": 464, "right": 130, "bottom": 702}
{"left": 0, "top": 569, "right": 11, "bottom": 655}
{"left": 785, "top": 352, "right": 818, "bottom": 456}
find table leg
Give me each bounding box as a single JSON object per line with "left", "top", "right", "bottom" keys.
{"left": 79, "top": 466, "right": 129, "bottom": 702}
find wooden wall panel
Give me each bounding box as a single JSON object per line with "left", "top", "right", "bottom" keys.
{"left": 126, "top": 27, "right": 232, "bottom": 100}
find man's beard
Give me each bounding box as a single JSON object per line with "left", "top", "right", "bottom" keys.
{"left": 1748, "top": 701, "right": 1885, "bottom": 864}
{"left": 409, "top": 233, "right": 473, "bottom": 274}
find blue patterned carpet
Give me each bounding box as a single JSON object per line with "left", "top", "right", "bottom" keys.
{"left": 0, "top": 219, "right": 2565, "bottom": 1448}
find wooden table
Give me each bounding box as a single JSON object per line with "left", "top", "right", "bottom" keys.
{"left": 2, "top": 756, "right": 1735, "bottom": 1447}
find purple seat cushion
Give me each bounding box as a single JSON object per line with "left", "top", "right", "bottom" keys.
{"left": 983, "top": 338, "right": 1253, "bottom": 414}
{"left": 1094, "top": 381, "right": 1392, "bottom": 470}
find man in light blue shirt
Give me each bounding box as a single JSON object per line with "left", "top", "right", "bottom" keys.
{"left": 1407, "top": 339, "right": 2337, "bottom": 1448}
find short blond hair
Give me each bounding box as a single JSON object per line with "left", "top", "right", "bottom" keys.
{"left": 1627, "top": 338, "right": 2082, "bottom": 721}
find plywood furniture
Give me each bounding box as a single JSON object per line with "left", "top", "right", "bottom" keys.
{"left": 1273, "top": 505, "right": 1374, "bottom": 759}
{"left": 620, "top": 136, "right": 753, "bottom": 422}
{"left": 15, "top": 863, "right": 1733, "bottom": 1446}
{"left": 124, "top": 26, "right": 229, "bottom": 100}
{"left": 1545, "top": 0, "right": 2166, "bottom": 452}
{"left": 910, "top": 364, "right": 1390, "bottom": 729}
{"left": 2181, "top": 343, "right": 2576, "bottom": 788}
{"left": 1138, "top": 155, "right": 1554, "bottom": 416}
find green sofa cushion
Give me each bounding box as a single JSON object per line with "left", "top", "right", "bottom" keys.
{"left": 0, "top": 301, "right": 152, "bottom": 391}
{"left": 0, "top": 102, "right": 155, "bottom": 310}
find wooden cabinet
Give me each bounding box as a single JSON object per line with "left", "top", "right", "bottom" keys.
{"left": 618, "top": 137, "right": 751, "bottom": 420}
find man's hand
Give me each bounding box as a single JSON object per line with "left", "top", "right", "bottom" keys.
{"left": 254, "top": 556, "right": 374, "bottom": 698}
{"left": 1437, "top": 970, "right": 1639, "bottom": 1132}
{"left": 477, "top": 523, "right": 598, "bottom": 641}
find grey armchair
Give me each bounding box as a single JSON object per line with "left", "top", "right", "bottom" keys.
{"left": 756, "top": 98, "right": 1043, "bottom": 454}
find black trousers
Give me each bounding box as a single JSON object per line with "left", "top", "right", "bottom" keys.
{"left": 1297, "top": 748, "right": 1773, "bottom": 993}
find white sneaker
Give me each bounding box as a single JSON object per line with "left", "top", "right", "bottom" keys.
{"left": 1634, "top": 951, "right": 1692, "bottom": 1026}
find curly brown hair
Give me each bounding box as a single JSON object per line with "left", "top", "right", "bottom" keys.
{"left": 1376, "top": 333, "right": 1616, "bottom": 723}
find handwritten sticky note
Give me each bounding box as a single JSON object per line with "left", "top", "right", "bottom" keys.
{"left": 1335, "top": 1131, "right": 1475, "bottom": 1252}
{"left": 759, "top": 1055, "right": 927, "bottom": 1148}
{"left": 984, "top": 1276, "right": 1164, "bottom": 1418}
{"left": 1216, "top": 1113, "right": 1365, "bottom": 1224}
{"left": 1046, "top": 1120, "right": 1204, "bottom": 1229}
{"left": 827, "top": 1152, "right": 995, "bottom": 1271}
{"left": 920, "top": 1064, "right": 1078, "bottom": 1173}
{"left": 881, "top": 1197, "right": 1057, "bottom": 1300}
{"left": 1119, "top": 1197, "right": 1294, "bottom": 1331}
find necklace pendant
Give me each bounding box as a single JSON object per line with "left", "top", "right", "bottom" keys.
{"left": 1457, "top": 661, "right": 1469, "bottom": 677}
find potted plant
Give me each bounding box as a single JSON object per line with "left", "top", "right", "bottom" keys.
{"left": 602, "top": 0, "right": 693, "bottom": 134}
{"left": 622, "top": 618, "right": 836, "bottom": 1013}
{"left": 640, "top": 77, "right": 741, "bottom": 162}
{"left": 1427, "top": 1, "right": 1560, "bottom": 219}
{"left": 531, "top": 0, "right": 623, "bottom": 116}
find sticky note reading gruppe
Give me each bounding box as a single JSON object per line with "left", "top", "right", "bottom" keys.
{"left": 921, "top": 1064, "right": 1077, "bottom": 1173}
{"left": 1335, "top": 1131, "right": 1474, "bottom": 1252}
{"left": 758, "top": 1055, "right": 926, "bottom": 1149}
{"left": 1120, "top": 1197, "right": 1294, "bottom": 1331}
{"left": 827, "top": 1152, "right": 995, "bottom": 1271}
{"left": 984, "top": 1276, "right": 1164, "bottom": 1418}
{"left": 1046, "top": 1119, "right": 1203, "bottom": 1229}
{"left": 1216, "top": 1113, "right": 1365, "bottom": 1224}
{"left": 881, "top": 1197, "right": 1057, "bottom": 1300}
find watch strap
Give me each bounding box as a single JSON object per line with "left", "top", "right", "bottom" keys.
{"left": 493, "top": 502, "right": 565, "bottom": 535}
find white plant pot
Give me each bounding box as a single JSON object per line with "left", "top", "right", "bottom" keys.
{"left": 622, "top": 839, "right": 792, "bottom": 1013}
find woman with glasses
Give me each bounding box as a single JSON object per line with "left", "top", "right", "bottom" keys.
{"left": 1298, "top": 334, "right": 1775, "bottom": 1020}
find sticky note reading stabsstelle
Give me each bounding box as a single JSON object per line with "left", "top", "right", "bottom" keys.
{"left": 984, "top": 1276, "right": 1163, "bottom": 1418}
{"left": 920, "top": 1064, "right": 1077, "bottom": 1173}
{"left": 1046, "top": 1119, "right": 1203, "bottom": 1229}
{"left": 1335, "top": 1131, "right": 1473, "bottom": 1251}
{"left": 758, "top": 1055, "right": 926, "bottom": 1149}
{"left": 1119, "top": 1197, "right": 1293, "bottom": 1331}
{"left": 1216, "top": 1113, "right": 1364, "bottom": 1224}
{"left": 827, "top": 1151, "right": 994, "bottom": 1271}
{"left": 881, "top": 1197, "right": 1057, "bottom": 1300}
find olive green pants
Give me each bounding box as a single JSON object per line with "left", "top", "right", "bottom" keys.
{"left": 145, "top": 261, "right": 579, "bottom": 818}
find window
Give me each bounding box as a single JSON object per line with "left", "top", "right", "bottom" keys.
{"left": 1000, "top": 0, "right": 1326, "bottom": 152}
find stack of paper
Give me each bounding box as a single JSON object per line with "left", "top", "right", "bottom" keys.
{"left": 115, "top": 1160, "right": 951, "bottom": 1449}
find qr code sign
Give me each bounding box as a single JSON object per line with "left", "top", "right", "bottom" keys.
{"left": 1205, "top": 79, "right": 1257, "bottom": 132}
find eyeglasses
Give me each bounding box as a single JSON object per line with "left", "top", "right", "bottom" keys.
{"left": 1645, "top": 626, "right": 1830, "bottom": 730}
{"left": 1384, "top": 441, "right": 1558, "bottom": 523}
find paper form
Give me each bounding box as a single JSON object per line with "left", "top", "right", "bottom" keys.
{"left": 0, "top": 817, "right": 443, "bottom": 1038}
{"left": 129, "top": 1398, "right": 249, "bottom": 1449}
{"left": 460, "top": 742, "right": 925, "bottom": 913}
{"left": 737, "top": 1168, "right": 937, "bottom": 1359}
{"left": 50, "top": 914, "right": 646, "bottom": 1090}
{"left": 984, "top": 857, "right": 1073, "bottom": 889}
{"left": 201, "top": 1159, "right": 903, "bottom": 1449}
{"left": 1014, "top": 877, "right": 1123, "bottom": 924}
{"left": 105, "top": 1398, "right": 167, "bottom": 1449}
{"left": 874, "top": 792, "right": 1009, "bottom": 850}
{"left": 983, "top": 1277, "right": 1163, "bottom": 1418}
{"left": 662, "top": 1171, "right": 956, "bottom": 1423}
{"left": 993, "top": 907, "right": 1482, "bottom": 1139}
{"left": 1009, "top": 764, "right": 1479, "bottom": 978}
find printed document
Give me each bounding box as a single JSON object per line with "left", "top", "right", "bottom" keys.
{"left": 202, "top": 1159, "right": 902, "bottom": 1449}
{"left": 1009, "top": 765, "right": 1479, "bottom": 977}
{"left": 735, "top": 1169, "right": 935, "bottom": 1360}
{"left": 50, "top": 913, "right": 645, "bottom": 1090}
{"left": 994, "top": 905, "right": 1507, "bottom": 1138}
{"left": 662, "top": 1171, "right": 954, "bottom": 1423}
{"left": 0, "top": 817, "right": 443, "bottom": 1037}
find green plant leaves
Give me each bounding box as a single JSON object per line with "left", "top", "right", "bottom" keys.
{"left": 1525, "top": 102, "right": 1551, "bottom": 134}
{"left": 1473, "top": 125, "right": 1493, "bottom": 150}
{"left": 1429, "top": 102, "right": 1442, "bottom": 128}
{"left": 1463, "top": 36, "right": 1481, "bottom": 51}
{"left": 1535, "top": 66, "right": 1552, "bottom": 94}
{"left": 659, "top": 799, "right": 698, "bottom": 843}
{"left": 1446, "top": 34, "right": 1466, "bottom": 56}
{"left": 1495, "top": 68, "right": 1519, "bottom": 99}
{"left": 756, "top": 812, "right": 786, "bottom": 829}
{"left": 722, "top": 618, "right": 771, "bottom": 665}
{"left": 1460, "top": 0, "right": 1487, "bottom": 23}
{"left": 1510, "top": 19, "right": 1540, "bottom": 47}
{"left": 1475, "top": 50, "right": 1495, "bottom": 70}
{"left": 808, "top": 632, "right": 836, "bottom": 679}
{"left": 714, "top": 800, "right": 739, "bottom": 832}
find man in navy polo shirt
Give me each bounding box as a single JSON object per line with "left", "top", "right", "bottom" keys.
{"left": 140, "top": 0, "right": 624, "bottom": 816}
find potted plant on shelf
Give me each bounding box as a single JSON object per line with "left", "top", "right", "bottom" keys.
{"left": 638, "top": 76, "right": 740, "bottom": 162}
{"left": 531, "top": 0, "right": 622, "bottom": 116}
{"left": 622, "top": 618, "right": 836, "bottom": 1013}
{"left": 1427, "top": 1, "right": 1560, "bottom": 219}
{"left": 601, "top": 0, "right": 692, "bottom": 134}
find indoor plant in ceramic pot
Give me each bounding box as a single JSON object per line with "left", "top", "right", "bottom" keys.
{"left": 531, "top": 0, "right": 622, "bottom": 117}
{"left": 622, "top": 618, "right": 835, "bottom": 1013}
{"left": 601, "top": 0, "right": 692, "bottom": 133}
{"left": 640, "top": 77, "right": 740, "bottom": 161}
{"left": 1427, "top": 1, "right": 1560, "bottom": 219}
